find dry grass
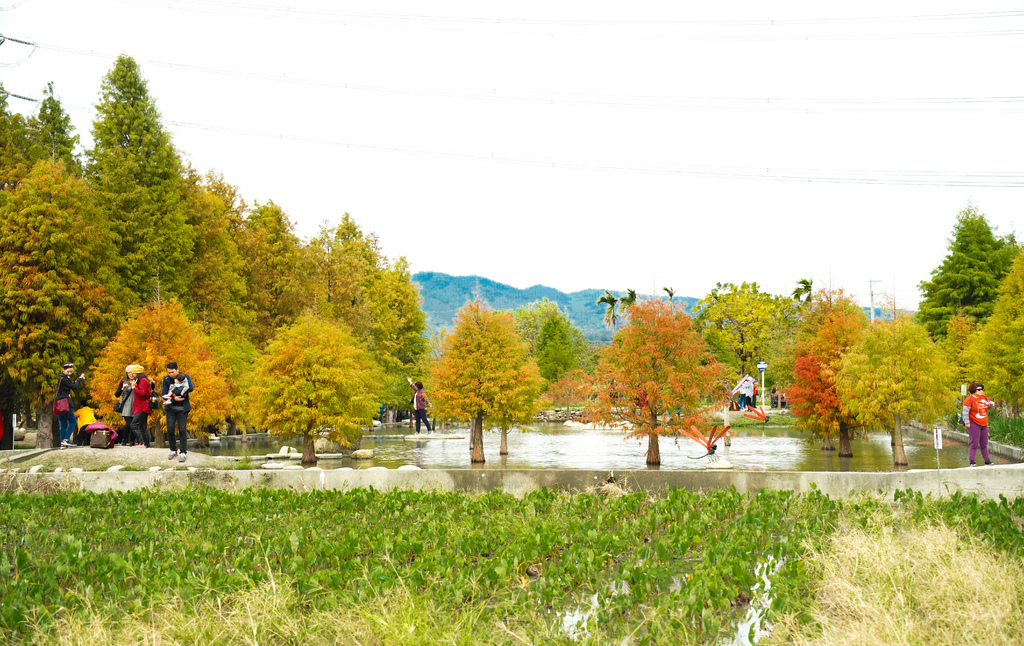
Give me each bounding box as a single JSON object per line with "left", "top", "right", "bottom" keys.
{"left": 768, "top": 523, "right": 1024, "bottom": 646}
{"left": 19, "top": 579, "right": 563, "bottom": 646}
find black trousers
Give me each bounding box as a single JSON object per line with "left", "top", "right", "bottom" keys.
{"left": 166, "top": 409, "right": 189, "bottom": 453}
{"left": 130, "top": 412, "right": 150, "bottom": 446}
{"left": 414, "top": 409, "right": 432, "bottom": 433}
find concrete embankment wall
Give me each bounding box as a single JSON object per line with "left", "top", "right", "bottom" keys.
{"left": 4, "top": 465, "right": 1024, "bottom": 500}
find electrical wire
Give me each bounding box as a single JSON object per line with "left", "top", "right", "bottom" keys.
{"left": 12, "top": 37, "right": 1024, "bottom": 115}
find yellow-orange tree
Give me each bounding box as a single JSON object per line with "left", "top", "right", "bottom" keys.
{"left": 787, "top": 289, "right": 866, "bottom": 456}
{"left": 90, "top": 300, "right": 231, "bottom": 444}
{"left": 589, "top": 299, "right": 727, "bottom": 466}
{"left": 838, "top": 312, "right": 950, "bottom": 466}
{"left": 251, "top": 313, "right": 380, "bottom": 465}
{"left": 432, "top": 300, "right": 541, "bottom": 462}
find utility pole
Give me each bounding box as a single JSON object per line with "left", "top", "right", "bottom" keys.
{"left": 868, "top": 280, "right": 883, "bottom": 324}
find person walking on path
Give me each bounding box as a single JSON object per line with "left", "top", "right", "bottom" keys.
{"left": 407, "top": 377, "right": 433, "bottom": 434}
{"left": 114, "top": 366, "right": 139, "bottom": 445}
{"left": 963, "top": 381, "right": 996, "bottom": 467}
{"left": 128, "top": 366, "right": 152, "bottom": 447}
{"left": 54, "top": 363, "right": 85, "bottom": 447}
{"left": 161, "top": 361, "right": 194, "bottom": 463}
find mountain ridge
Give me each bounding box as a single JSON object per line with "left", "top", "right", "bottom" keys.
{"left": 411, "top": 272, "right": 698, "bottom": 344}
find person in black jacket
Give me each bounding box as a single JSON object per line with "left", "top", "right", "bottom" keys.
{"left": 54, "top": 362, "right": 85, "bottom": 448}
{"left": 162, "top": 361, "right": 194, "bottom": 463}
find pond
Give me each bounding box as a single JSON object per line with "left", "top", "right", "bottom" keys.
{"left": 193, "top": 423, "right": 1015, "bottom": 471}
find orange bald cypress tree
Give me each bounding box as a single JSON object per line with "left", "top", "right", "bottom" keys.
{"left": 787, "top": 289, "right": 867, "bottom": 456}
{"left": 432, "top": 300, "right": 541, "bottom": 463}
{"left": 91, "top": 300, "right": 231, "bottom": 444}
{"left": 589, "top": 299, "right": 727, "bottom": 466}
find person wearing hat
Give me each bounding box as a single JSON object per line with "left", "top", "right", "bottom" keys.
{"left": 54, "top": 362, "right": 85, "bottom": 447}
{"left": 114, "top": 365, "right": 141, "bottom": 445}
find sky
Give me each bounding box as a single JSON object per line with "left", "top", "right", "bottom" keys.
{"left": 2, "top": 0, "right": 1023, "bottom": 309}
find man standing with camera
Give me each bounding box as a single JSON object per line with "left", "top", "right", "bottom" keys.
{"left": 162, "top": 361, "right": 194, "bottom": 462}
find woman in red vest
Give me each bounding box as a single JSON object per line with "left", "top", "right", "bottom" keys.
{"left": 962, "top": 381, "right": 996, "bottom": 467}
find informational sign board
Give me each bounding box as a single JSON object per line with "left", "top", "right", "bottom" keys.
{"left": 961, "top": 383, "right": 967, "bottom": 397}
{"left": 933, "top": 428, "right": 943, "bottom": 450}
{"left": 757, "top": 360, "right": 768, "bottom": 372}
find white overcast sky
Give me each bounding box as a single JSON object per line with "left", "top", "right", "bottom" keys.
{"left": 2, "top": 0, "right": 1023, "bottom": 308}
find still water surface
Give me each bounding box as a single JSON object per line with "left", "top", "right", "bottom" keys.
{"left": 196, "top": 423, "right": 1014, "bottom": 472}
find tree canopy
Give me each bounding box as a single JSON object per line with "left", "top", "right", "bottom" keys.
{"left": 590, "top": 299, "right": 727, "bottom": 466}
{"left": 432, "top": 300, "right": 541, "bottom": 463}
{"left": 917, "top": 205, "right": 1020, "bottom": 339}
{"left": 969, "top": 249, "right": 1024, "bottom": 411}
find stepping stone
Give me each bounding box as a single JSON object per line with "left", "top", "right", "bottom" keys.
{"left": 70, "top": 468, "right": 84, "bottom": 473}
{"left": 706, "top": 460, "right": 734, "bottom": 470}
{"left": 351, "top": 449, "right": 374, "bottom": 459}
{"left": 106, "top": 465, "right": 124, "bottom": 472}
{"left": 54, "top": 467, "right": 64, "bottom": 473}
{"left": 305, "top": 467, "right": 323, "bottom": 472}
{"left": 367, "top": 466, "right": 387, "bottom": 471}
{"left": 282, "top": 465, "right": 303, "bottom": 470}
{"left": 397, "top": 465, "right": 421, "bottom": 471}
{"left": 187, "top": 467, "right": 197, "bottom": 472}
{"left": 149, "top": 466, "right": 162, "bottom": 472}
{"left": 261, "top": 462, "right": 284, "bottom": 470}
{"left": 335, "top": 467, "right": 353, "bottom": 471}
{"left": 28, "top": 465, "right": 43, "bottom": 473}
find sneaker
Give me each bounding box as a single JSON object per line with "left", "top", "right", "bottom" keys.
{"left": 134, "top": 444, "right": 145, "bottom": 448}
{"left": 179, "top": 452, "right": 187, "bottom": 462}
{"left": 969, "top": 462, "right": 976, "bottom": 467}
{"left": 985, "top": 460, "right": 993, "bottom": 466}
{"left": 168, "top": 451, "right": 178, "bottom": 460}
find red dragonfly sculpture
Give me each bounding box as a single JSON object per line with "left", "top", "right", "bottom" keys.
{"left": 743, "top": 405, "right": 770, "bottom": 423}
{"left": 680, "top": 425, "right": 731, "bottom": 461}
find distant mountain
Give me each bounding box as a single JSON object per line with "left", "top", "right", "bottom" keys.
{"left": 412, "top": 272, "right": 698, "bottom": 344}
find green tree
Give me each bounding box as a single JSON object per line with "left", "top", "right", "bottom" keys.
{"left": 942, "top": 312, "right": 976, "bottom": 392}
{"left": 180, "top": 168, "right": 250, "bottom": 329}
{"left": 27, "top": 82, "right": 80, "bottom": 174}
{"left": 235, "top": 201, "right": 312, "bottom": 345}
{"left": 589, "top": 299, "right": 728, "bottom": 466}
{"left": 0, "top": 89, "right": 34, "bottom": 195}
{"left": 694, "top": 282, "right": 800, "bottom": 377}
{"left": 970, "top": 250, "right": 1024, "bottom": 411}
{"left": 432, "top": 300, "right": 541, "bottom": 462}
{"left": 252, "top": 313, "right": 380, "bottom": 465}
{"left": 792, "top": 278, "right": 813, "bottom": 303}
{"left": 0, "top": 160, "right": 119, "bottom": 447}
{"left": 536, "top": 315, "right": 577, "bottom": 383}
{"left": 917, "top": 205, "right": 1020, "bottom": 339}
{"left": 838, "top": 311, "right": 950, "bottom": 466}
{"left": 87, "top": 55, "right": 193, "bottom": 300}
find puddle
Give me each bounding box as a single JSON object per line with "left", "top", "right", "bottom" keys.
{"left": 561, "top": 579, "right": 632, "bottom": 641}
{"left": 721, "top": 556, "right": 783, "bottom": 646}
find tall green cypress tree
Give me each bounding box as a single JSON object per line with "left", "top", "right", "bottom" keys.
{"left": 0, "top": 89, "right": 34, "bottom": 195}
{"left": 917, "top": 205, "right": 1020, "bottom": 339}
{"left": 87, "top": 55, "right": 193, "bottom": 301}
{"left": 0, "top": 160, "right": 119, "bottom": 447}
{"left": 28, "top": 82, "right": 81, "bottom": 174}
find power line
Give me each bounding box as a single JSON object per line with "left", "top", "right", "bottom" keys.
{"left": 9, "top": 36, "right": 1024, "bottom": 114}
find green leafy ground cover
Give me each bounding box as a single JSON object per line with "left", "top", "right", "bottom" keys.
{"left": 2, "top": 487, "right": 1023, "bottom": 644}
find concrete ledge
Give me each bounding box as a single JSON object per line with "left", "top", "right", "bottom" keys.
{"left": 3, "top": 465, "right": 1024, "bottom": 499}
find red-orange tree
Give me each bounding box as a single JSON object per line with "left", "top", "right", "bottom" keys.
{"left": 787, "top": 289, "right": 867, "bottom": 456}
{"left": 589, "top": 299, "right": 727, "bottom": 466}
{"left": 90, "top": 300, "right": 231, "bottom": 445}
{"left": 432, "top": 300, "right": 541, "bottom": 463}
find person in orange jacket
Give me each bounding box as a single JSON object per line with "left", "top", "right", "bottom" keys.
{"left": 962, "top": 381, "right": 996, "bottom": 466}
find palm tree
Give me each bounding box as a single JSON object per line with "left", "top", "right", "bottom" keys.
{"left": 619, "top": 289, "right": 637, "bottom": 315}
{"left": 662, "top": 286, "right": 675, "bottom": 309}
{"left": 597, "top": 291, "right": 619, "bottom": 330}
{"left": 792, "top": 278, "right": 813, "bottom": 303}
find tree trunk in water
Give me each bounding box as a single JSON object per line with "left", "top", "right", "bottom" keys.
{"left": 646, "top": 433, "right": 661, "bottom": 466}
{"left": 821, "top": 435, "right": 836, "bottom": 451}
{"left": 38, "top": 404, "right": 55, "bottom": 449}
{"left": 302, "top": 431, "right": 317, "bottom": 466}
{"left": 500, "top": 426, "right": 508, "bottom": 455}
{"left": 838, "top": 422, "right": 853, "bottom": 457}
{"left": 471, "top": 413, "right": 485, "bottom": 463}
{"left": 892, "top": 414, "right": 908, "bottom": 466}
